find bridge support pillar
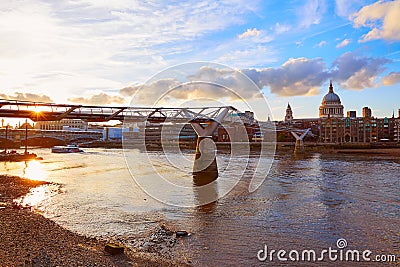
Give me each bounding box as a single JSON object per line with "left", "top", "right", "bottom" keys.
{"left": 190, "top": 108, "right": 229, "bottom": 185}
{"left": 192, "top": 136, "right": 218, "bottom": 185}
{"left": 291, "top": 128, "right": 310, "bottom": 154}
{"left": 294, "top": 139, "right": 304, "bottom": 153}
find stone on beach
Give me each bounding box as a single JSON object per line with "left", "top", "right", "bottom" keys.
{"left": 175, "top": 231, "right": 189, "bottom": 237}
{"left": 105, "top": 243, "right": 125, "bottom": 255}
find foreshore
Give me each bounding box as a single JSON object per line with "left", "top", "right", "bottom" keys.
{"left": 0, "top": 175, "right": 188, "bottom": 267}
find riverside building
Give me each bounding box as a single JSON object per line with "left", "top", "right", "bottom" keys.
{"left": 34, "top": 119, "right": 88, "bottom": 131}
{"left": 317, "top": 82, "right": 397, "bottom": 143}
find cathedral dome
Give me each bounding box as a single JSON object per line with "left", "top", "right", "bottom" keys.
{"left": 319, "top": 80, "right": 344, "bottom": 118}
{"left": 322, "top": 92, "right": 341, "bottom": 103}
{"left": 322, "top": 81, "right": 341, "bottom": 104}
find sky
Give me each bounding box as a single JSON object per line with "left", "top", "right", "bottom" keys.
{"left": 0, "top": 0, "right": 399, "bottom": 121}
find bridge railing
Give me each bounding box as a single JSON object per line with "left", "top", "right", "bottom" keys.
{"left": 0, "top": 99, "right": 244, "bottom": 123}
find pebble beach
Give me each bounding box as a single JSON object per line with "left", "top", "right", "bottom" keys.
{"left": 0, "top": 175, "right": 186, "bottom": 267}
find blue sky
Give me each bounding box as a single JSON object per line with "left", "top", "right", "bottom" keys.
{"left": 0, "top": 0, "right": 399, "bottom": 121}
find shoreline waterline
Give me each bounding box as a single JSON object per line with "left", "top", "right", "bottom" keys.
{"left": 0, "top": 175, "right": 190, "bottom": 266}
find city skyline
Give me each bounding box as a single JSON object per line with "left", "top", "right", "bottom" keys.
{"left": 0, "top": 1, "right": 399, "bottom": 121}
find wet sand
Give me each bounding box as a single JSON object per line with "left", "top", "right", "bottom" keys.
{"left": 0, "top": 175, "right": 186, "bottom": 267}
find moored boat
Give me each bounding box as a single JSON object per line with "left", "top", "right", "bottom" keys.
{"left": 51, "top": 144, "right": 84, "bottom": 153}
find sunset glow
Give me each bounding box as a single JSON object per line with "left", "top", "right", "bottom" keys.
{"left": 0, "top": 1, "right": 398, "bottom": 120}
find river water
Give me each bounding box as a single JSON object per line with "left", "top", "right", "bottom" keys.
{"left": 2, "top": 148, "right": 399, "bottom": 266}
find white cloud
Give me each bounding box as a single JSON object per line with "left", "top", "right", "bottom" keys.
{"left": 297, "top": 0, "right": 327, "bottom": 28}
{"left": 315, "top": 40, "right": 327, "bottom": 47}
{"left": 119, "top": 66, "right": 264, "bottom": 105}
{"left": 0, "top": 0, "right": 260, "bottom": 102}
{"left": 336, "top": 38, "right": 351, "bottom": 48}
{"left": 243, "top": 57, "right": 329, "bottom": 96}
{"left": 330, "top": 52, "right": 389, "bottom": 89}
{"left": 238, "top": 28, "right": 261, "bottom": 39}
{"left": 242, "top": 52, "right": 391, "bottom": 96}
{"left": 335, "top": 0, "right": 364, "bottom": 17}
{"left": 214, "top": 26, "right": 275, "bottom": 67}
{"left": 237, "top": 28, "right": 273, "bottom": 44}
{"left": 68, "top": 92, "right": 125, "bottom": 105}
{"left": 351, "top": 0, "right": 400, "bottom": 42}
{"left": 0, "top": 92, "right": 53, "bottom": 102}
{"left": 382, "top": 72, "right": 400, "bottom": 86}
{"left": 120, "top": 78, "right": 181, "bottom": 105}
{"left": 272, "top": 23, "right": 290, "bottom": 34}
{"left": 86, "top": 52, "right": 394, "bottom": 102}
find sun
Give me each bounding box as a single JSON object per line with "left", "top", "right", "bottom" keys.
{"left": 31, "top": 106, "right": 48, "bottom": 120}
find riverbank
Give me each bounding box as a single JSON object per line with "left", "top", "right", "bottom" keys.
{"left": 275, "top": 143, "right": 400, "bottom": 156}
{"left": 0, "top": 175, "right": 188, "bottom": 267}
{"left": 334, "top": 148, "right": 400, "bottom": 156}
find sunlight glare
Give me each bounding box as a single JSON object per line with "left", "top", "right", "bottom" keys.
{"left": 19, "top": 186, "right": 48, "bottom": 207}
{"left": 23, "top": 160, "right": 47, "bottom": 181}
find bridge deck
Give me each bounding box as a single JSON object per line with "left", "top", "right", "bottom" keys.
{"left": 0, "top": 99, "right": 239, "bottom": 123}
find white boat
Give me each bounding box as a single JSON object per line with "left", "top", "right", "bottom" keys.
{"left": 51, "top": 144, "right": 84, "bottom": 153}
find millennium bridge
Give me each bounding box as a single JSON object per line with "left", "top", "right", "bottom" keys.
{"left": 0, "top": 98, "right": 311, "bottom": 182}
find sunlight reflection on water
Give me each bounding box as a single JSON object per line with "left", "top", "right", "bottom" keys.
{"left": 15, "top": 183, "right": 61, "bottom": 209}
{"left": 22, "top": 160, "right": 47, "bottom": 181}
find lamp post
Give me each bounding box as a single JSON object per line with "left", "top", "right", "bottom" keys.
{"left": 4, "top": 125, "right": 8, "bottom": 153}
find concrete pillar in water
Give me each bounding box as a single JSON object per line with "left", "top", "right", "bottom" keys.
{"left": 291, "top": 128, "right": 310, "bottom": 154}
{"left": 294, "top": 139, "right": 305, "bottom": 153}
{"left": 190, "top": 108, "right": 229, "bottom": 185}
{"left": 192, "top": 136, "right": 218, "bottom": 185}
